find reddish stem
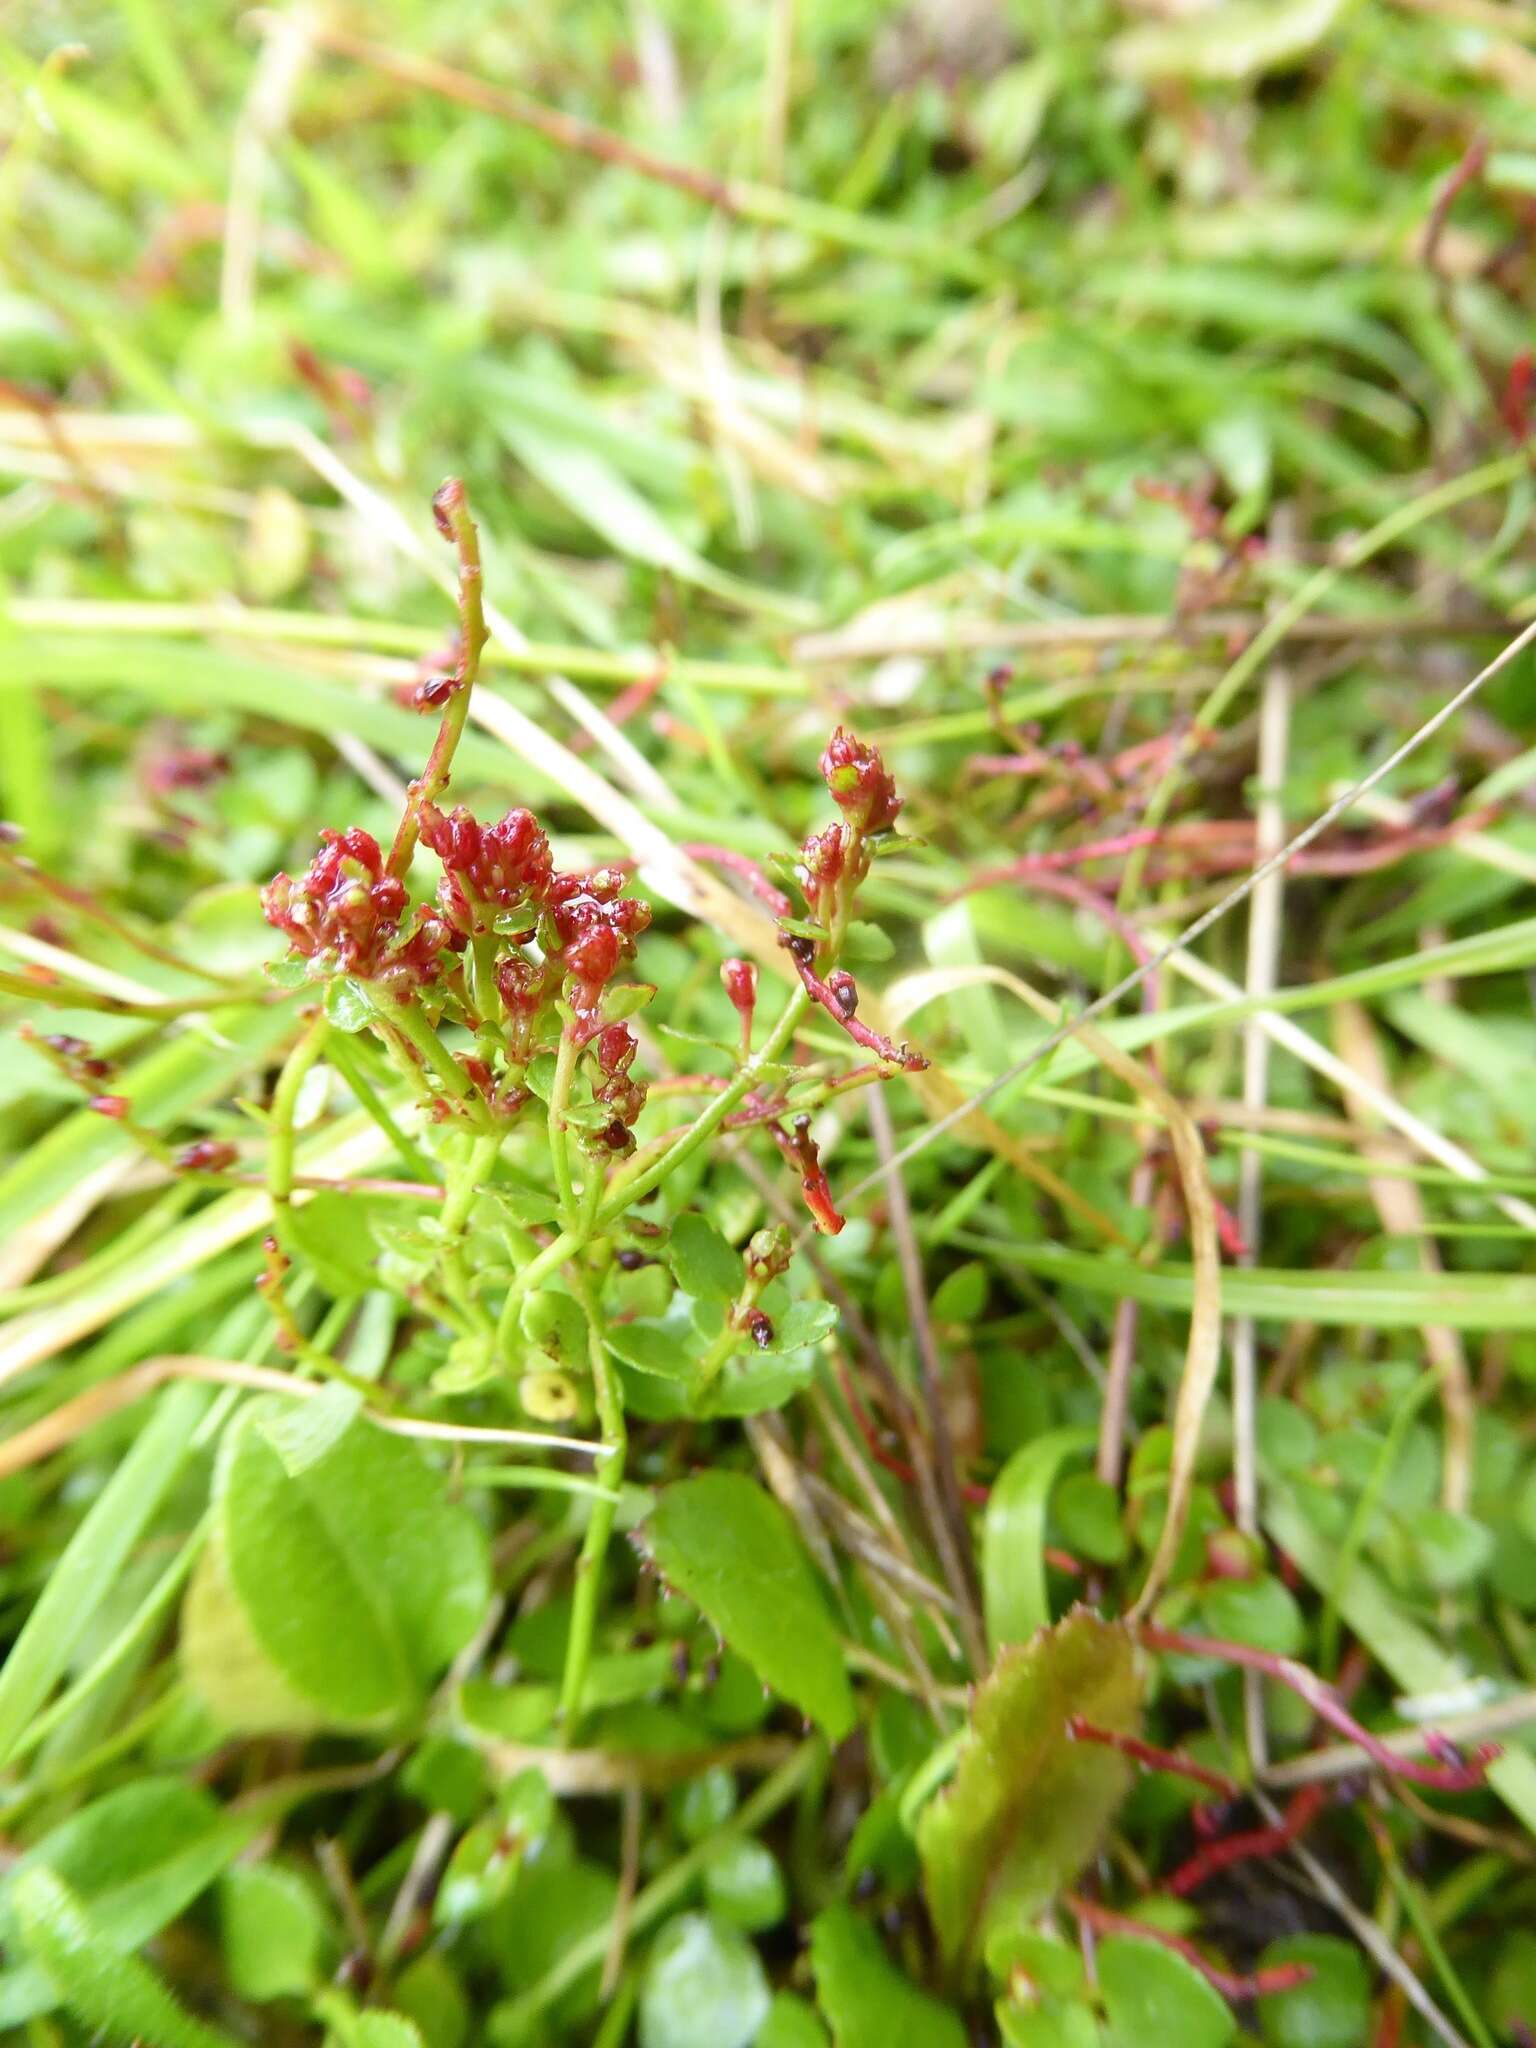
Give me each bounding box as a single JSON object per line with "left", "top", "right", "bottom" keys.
{"left": 786, "top": 945, "right": 927, "bottom": 1071}
{"left": 1062, "top": 1895, "right": 1313, "bottom": 2002}
{"left": 1066, "top": 1717, "right": 1241, "bottom": 1801}
{"left": 1165, "top": 1784, "right": 1326, "bottom": 1895}
{"left": 681, "top": 842, "right": 792, "bottom": 915}
{"left": 1137, "top": 1626, "right": 1500, "bottom": 1791}
{"left": 836, "top": 1362, "right": 993, "bottom": 1509}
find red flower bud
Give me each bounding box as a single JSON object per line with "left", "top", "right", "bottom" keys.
{"left": 175, "top": 1139, "right": 239, "bottom": 1172}
{"left": 820, "top": 727, "right": 903, "bottom": 833}
{"left": 596, "top": 1023, "right": 637, "bottom": 1077}
{"left": 89, "top": 1094, "right": 131, "bottom": 1120}
{"left": 721, "top": 958, "right": 757, "bottom": 1040}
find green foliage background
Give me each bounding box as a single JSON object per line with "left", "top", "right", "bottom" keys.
{"left": 3, "top": 1, "right": 1536, "bottom": 2043}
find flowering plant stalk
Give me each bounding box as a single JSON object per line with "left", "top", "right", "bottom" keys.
{"left": 254, "top": 480, "right": 924, "bottom": 1733}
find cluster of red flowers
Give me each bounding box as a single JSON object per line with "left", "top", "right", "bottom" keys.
{"left": 261, "top": 827, "right": 452, "bottom": 994}
{"left": 418, "top": 802, "right": 553, "bottom": 937}
{"left": 262, "top": 803, "right": 653, "bottom": 1138}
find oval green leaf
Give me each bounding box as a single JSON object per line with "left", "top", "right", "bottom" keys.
{"left": 643, "top": 1473, "right": 855, "bottom": 1741}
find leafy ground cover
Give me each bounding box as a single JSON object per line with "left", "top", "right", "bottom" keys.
{"left": 4, "top": 0, "right": 1536, "bottom": 2042}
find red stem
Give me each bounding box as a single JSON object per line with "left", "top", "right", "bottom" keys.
{"left": 681, "top": 842, "right": 792, "bottom": 915}
{"left": 787, "top": 947, "right": 927, "bottom": 1071}
{"left": 836, "top": 1361, "right": 993, "bottom": 1510}
{"left": 1062, "top": 1895, "right": 1313, "bottom": 2002}
{"left": 1137, "top": 1626, "right": 1501, "bottom": 1791}
{"left": 1066, "top": 1717, "right": 1240, "bottom": 1800}
{"left": 1165, "top": 1784, "right": 1326, "bottom": 1895}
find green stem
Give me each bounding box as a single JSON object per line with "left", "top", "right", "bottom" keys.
{"left": 558, "top": 1271, "right": 627, "bottom": 1745}
{"left": 442, "top": 1131, "right": 501, "bottom": 1237}
{"left": 438, "top": 1131, "right": 502, "bottom": 1334}
{"left": 374, "top": 993, "right": 489, "bottom": 1127}
{"left": 497, "top": 1741, "right": 822, "bottom": 2033}
{"left": 267, "top": 1012, "right": 330, "bottom": 1207}
{"left": 323, "top": 1033, "right": 434, "bottom": 1179}
{"left": 601, "top": 982, "right": 810, "bottom": 1218}
{"left": 692, "top": 1274, "right": 765, "bottom": 1401}
{"left": 494, "top": 984, "right": 811, "bottom": 1352}
{"left": 548, "top": 1027, "right": 580, "bottom": 1225}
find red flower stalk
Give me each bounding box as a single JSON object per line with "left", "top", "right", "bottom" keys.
{"left": 721, "top": 958, "right": 758, "bottom": 1050}
{"left": 782, "top": 941, "right": 927, "bottom": 1072}
{"left": 1065, "top": 1717, "right": 1241, "bottom": 1801}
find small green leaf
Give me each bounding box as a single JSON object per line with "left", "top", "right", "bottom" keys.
{"left": 703, "top": 1839, "right": 787, "bottom": 1931}
{"left": 323, "top": 977, "right": 373, "bottom": 1033}
{"left": 810, "top": 1904, "right": 967, "bottom": 2048}
{"left": 767, "top": 1299, "right": 838, "bottom": 1352}
{"left": 638, "top": 1912, "right": 770, "bottom": 2048}
{"left": 643, "top": 1473, "right": 855, "bottom": 1740}
{"left": 607, "top": 1319, "right": 697, "bottom": 1380}
{"left": 278, "top": 1190, "right": 383, "bottom": 1295}
{"left": 669, "top": 1212, "right": 744, "bottom": 1303}
{"left": 1198, "top": 1575, "right": 1303, "bottom": 1655}
{"left": 220, "top": 1864, "right": 326, "bottom": 2001}
{"left": 353, "top": 2016, "right": 426, "bottom": 2048}
{"left": 983, "top": 1428, "right": 1095, "bottom": 1650}
{"left": 1053, "top": 1473, "right": 1128, "bottom": 1566}
{"left": 758, "top": 1991, "right": 831, "bottom": 2048}
{"left": 842, "top": 921, "right": 894, "bottom": 963}
{"left": 917, "top": 1610, "right": 1140, "bottom": 1968}
{"left": 525, "top": 1050, "right": 558, "bottom": 1101}
{"left": 1098, "top": 1936, "right": 1233, "bottom": 2048}
{"left": 1257, "top": 1936, "right": 1369, "bottom": 2048}
{"left": 1407, "top": 1507, "right": 1494, "bottom": 1590}
{"left": 932, "top": 1262, "right": 988, "bottom": 1324}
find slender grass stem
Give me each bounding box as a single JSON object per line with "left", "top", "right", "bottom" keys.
{"left": 558, "top": 1271, "right": 627, "bottom": 1744}
{"left": 266, "top": 1012, "right": 330, "bottom": 1207}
